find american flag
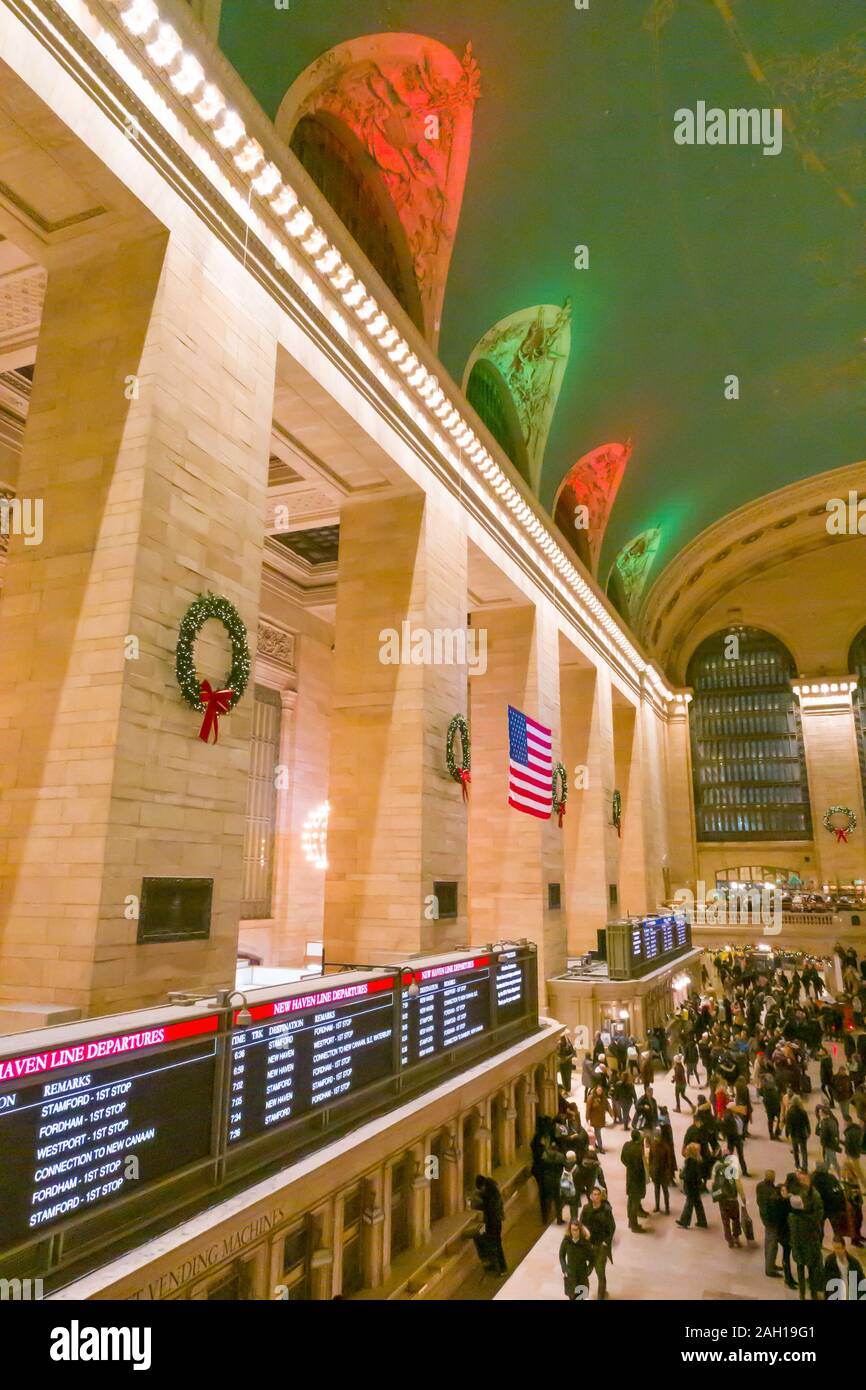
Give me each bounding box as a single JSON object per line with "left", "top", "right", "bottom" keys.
{"left": 507, "top": 705, "right": 553, "bottom": 819}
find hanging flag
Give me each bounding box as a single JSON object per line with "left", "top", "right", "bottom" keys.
{"left": 507, "top": 705, "right": 553, "bottom": 819}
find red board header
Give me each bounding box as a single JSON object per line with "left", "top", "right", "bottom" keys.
{"left": 236, "top": 975, "right": 395, "bottom": 1027}
{"left": 0, "top": 1014, "right": 219, "bottom": 1085}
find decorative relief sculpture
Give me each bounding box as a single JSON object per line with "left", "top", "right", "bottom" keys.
{"left": 277, "top": 35, "right": 480, "bottom": 348}
{"left": 257, "top": 621, "right": 296, "bottom": 673}
{"left": 553, "top": 440, "right": 633, "bottom": 577}
{"left": 463, "top": 301, "right": 572, "bottom": 495}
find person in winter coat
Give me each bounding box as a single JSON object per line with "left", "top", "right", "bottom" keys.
{"left": 755, "top": 1170, "right": 796, "bottom": 1288}
{"left": 671, "top": 1055, "right": 695, "bottom": 1114}
{"left": 585, "top": 1086, "right": 615, "bottom": 1153}
{"left": 648, "top": 1128, "right": 676, "bottom": 1213}
{"left": 785, "top": 1094, "right": 811, "bottom": 1171}
{"left": 580, "top": 1185, "right": 616, "bottom": 1300}
{"left": 612, "top": 1072, "right": 637, "bottom": 1131}
{"left": 816, "top": 1105, "right": 842, "bottom": 1175}
{"left": 633, "top": 1086, "right": 659, "bottom": 1133}
{"left": 676, "top": 1143, "right": 709, "bottom": 1229}
{"left": 559, "top": 1219, "right": 593, "bottom": 1301}
{"left": 721, "top": 1105, "right": 750, "bottom": 1177}
{"left": 540, "top": 1136, "right": 565, "bottom": 1224}
{"left": 472, "top": 1175, "right": 507, "bottom": 1274}
{"left": 811, "top": 1166, "right": 849, "bottom": 1241}
{"left": 759, "top": 1071, "right": 782, "bottom": 1140}
{"left": 581, "top": 1054, "right": 595, "bottom": 1100}
{"left": 558, "top": 1150, "right": 581, "bottom": 1224}
{"left": 621, "top": 1129, "right": 648, "bottom": 1233}
{"left": 818, "top": 1049, "right": 835, "bottom": 1107}
{"left": 833, "top": 1065, "right": 854, "bottom": 1122}
{"left": 783, "top": 1170, "right": 824, "bottom": 1300}
{"left": 842, "top": 1119, "right": 866, "bottom": 1194}
{"left": 575, "top": 1147, "right": 607, "bottom": 1203}
{"left": 557, "top": 1033, "right": 576, "bottom": 1094}
{"left": 710, "top": 1153, "right": 746, "bottom": 1248}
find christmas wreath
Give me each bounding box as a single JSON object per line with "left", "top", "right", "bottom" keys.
{"left": 552, "top": 762, "right": 568, "bottom": 827}
{"left": 446, "top": 713, "right": 471, "bottom": 800}
{"left": 822, "top": 805, "right": 856, "bottom": 844}
{"left": 612, "top": 789, "right": 622, "bottom": 838}
{"left": 175, "top": 592, "right": 251, "bottom": 744}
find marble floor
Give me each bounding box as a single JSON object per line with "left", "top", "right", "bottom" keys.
{"left": 496, "top": 1050, "right": 844, "bottom": 1302}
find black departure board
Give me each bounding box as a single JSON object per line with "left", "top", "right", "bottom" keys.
{"left": 643, "top": 923, "right": 660, "bottom": 961}
{"left": 400, "top": 956, "right": 491, "bottom": 1067}
{"left": 624, "top": 914, "right": 693, "bottom": 977}
{"left": 0, "top": 1016, "right": 218, "bottom": 1249}
{"left": 227, "top": 978, "right": 395, "bottom": 1144}
{"left": 675, "top": 915, "right": 688, "bottom": 948}
{"left": 494, "top": 952, "right": 528, "bottom": 1027}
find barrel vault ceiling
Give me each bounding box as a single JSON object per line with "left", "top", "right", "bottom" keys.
{"left": 217, "top": 0, "right": 866, "bottom": 604}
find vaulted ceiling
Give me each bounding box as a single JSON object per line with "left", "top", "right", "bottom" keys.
{"left": 218, "top": 0, "right": 865, "bottom": 597}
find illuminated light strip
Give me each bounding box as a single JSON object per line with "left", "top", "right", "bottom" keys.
{"left": 92, "top": 0, "right": 675, "bottom": 699}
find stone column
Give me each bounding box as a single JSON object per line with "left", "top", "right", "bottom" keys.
{"left": 467, "top": 604, "right": 566, "bottom": 1000}
{"left": 614, "top": 696, "right": 649, "bottom": 918}
{"left": 440, "top": 1121, "right": 462, "bottom": 1217}
{"left": 408, "top": 1141, "right": 431, "bottom": 1251}
{"left": 665, "top": 700, "right": 698, "bottom": 897}
{"left": 561, "top": 663, "right": 617, "bottom": 952}
{"left": 797, "top": 685, "right": 866, "bottom": 884}
{"left": 0, "top": 232, "right": 278, "bottom": 1016}
{"left": 362, "top": 1167, "right": 386, "bottom": 1290}
{"left": 324, "top": 489, "right": 468, "bottom": 965}
{"left": 501, "top": 1082, "right": 518, "bottom": 1166}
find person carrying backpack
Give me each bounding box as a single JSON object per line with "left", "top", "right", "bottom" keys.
{"left": 558, "top": 1150, "right": 581, "bottom": 1224}
{"left": 710, "top": 1153, "right": 747, "bottom": 1248}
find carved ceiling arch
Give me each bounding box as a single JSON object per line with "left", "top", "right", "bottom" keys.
{"left": 275, "top": 33, "right": 480, "bottom": 351}
{"left": 552, "top": 439, "right": 632, "bottom": 579}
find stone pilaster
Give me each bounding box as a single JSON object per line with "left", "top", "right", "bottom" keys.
{"left": 0, "top": 232, "right": 278, "bottom": 1014}
{"left": 324, "top": 490, "right": 468, "bottom": 964}
{"left": 797, "top": 684, "right": 866, "bottom": 884}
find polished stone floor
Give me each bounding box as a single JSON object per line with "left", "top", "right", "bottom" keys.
{"left": 497, "top": 1047, "right": 843, "bottom": 1302}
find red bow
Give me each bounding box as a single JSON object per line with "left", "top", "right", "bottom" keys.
{"left": 834, "top": 827, "right": 850, "bottom": 843}
{"left": 198, "top": 680, "right": 233, "bottom": 744}
{"left": 459, "top": 768, "right": 471, "bottom": 802}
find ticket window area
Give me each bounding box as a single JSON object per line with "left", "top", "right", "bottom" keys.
{"left": 340, "top": 1185, "right": 364, "bottom": 1297}
{"left": 279, "top": 1220, "right": 312, "bottom": 1301}
{"left": 191, "top": 1254, "right": 256, "bottom": 1301}
{"left": 389, "top": 1154, "right": 413, "bottom": 1261}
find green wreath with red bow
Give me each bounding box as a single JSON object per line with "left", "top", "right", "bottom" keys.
{"left": 446, "top": 713, "right": 471, "bottom": 800}
{"left": 552, "top": 763, "right": 568, "bottom": 827}
{"left": 822, "top": 805, "right": 856, "bottom": 844}
{"left": 175, "top": 592, "right": 251, "bottom": 744}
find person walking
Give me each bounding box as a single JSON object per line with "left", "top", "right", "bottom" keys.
{"left": 557, "top": 1150, "right": 581, "bottom": 1225}
{"left": 816, "top": 1105, "right": 842, "bottom": 1175}
{"left": 721, "top": 1104, "right": 750, "bottom": 1177}
{"left": 585, "top": 1085, "right": 615, "bottom": 1153}
{"left": 558, "top": 1219, "right": 593, "bottom": 1301}
{"left": 671, "top": 1055, "right": 695, "bottom": 1114}
{"left": 676, "top": 1143, "right": 709, "bottom": 1230}
{"left": 833, "top": 1064, "right": 854, "bottom": 1122}
{"left": 580, "top": 1185, "right": 616, "bottom": 1300}
{"left": 649, "top": 1126, "right": 676, "bottom": 1214}
{"left": 621, "top": 1129, "right": 648, "bottom": 1233}
{"left": 756, "top": 1170, "right": 796, "bottom": 1288}
{"left": 784, "top": 1169, "right": 824, "bottom": 1300}
{"left": 842, "top": 1117, "right": 866, "bottom": 1194}
{"left": 818, "top": 1048, "right": 836, "bottom": 1108}
{"left": 613, "top": 1071, "right": 637, "bottom": 1131}
{"left": 785, "top": 1093, "right": 811, "bottom": 1171}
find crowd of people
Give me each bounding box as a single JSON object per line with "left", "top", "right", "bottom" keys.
{"left": 525, "top": 943, "right": 866, "bottom": 1300}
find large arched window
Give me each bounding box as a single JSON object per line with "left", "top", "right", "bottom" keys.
{"left": 465, "top": 358, "right": 529, "bottom": 482}
{"left": 290, "top": 114, "right": 423, "bottom": 331}
{"left": 686, "top": 627, "right": 811, "bottom": 841}
{"left": 848, "top": 627, "right": 866, "bottom": 796}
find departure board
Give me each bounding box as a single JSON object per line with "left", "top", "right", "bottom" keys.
{"left": 661, "top": 918, "right": 674, "bottom": 954}
{"left": 0, "top": 1016, "right": 218, "bottom": 1250}
{"left": 494, "top": 952, "right": 527, "bottom": 1026}
{"left": 643, "top": 923, "right": 660, "bottom": 961}
{"left": 675, "top": 915, "right": 688, "bottom": 948}
{"left": 400, "top": 956, "right": 491, "bottom": 1067}
{"left": 227, "top": 977, "right": 395, "bottom": 1145}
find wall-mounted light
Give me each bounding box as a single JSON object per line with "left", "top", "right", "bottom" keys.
{"left": 302, "top": 802, "right": 329, "bottom": 870}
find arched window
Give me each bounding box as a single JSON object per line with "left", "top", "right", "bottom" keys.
{"left": 465, "top": 358, "right": 530, "bottom": 483}
{"left": 290, "top": 114, "right": 423, "bottom": 330}
{"left": 847, "top": 627, "right": 866, "bottom": 796}
{"left": 686, "top": 627, "right": 811, "bottom": 841}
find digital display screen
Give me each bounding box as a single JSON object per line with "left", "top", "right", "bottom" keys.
{"left": 631, "top": 927, "right": 642, "bottom": 959}
{"left": 494, "top": 952, "right": 527, "bottom": 1027}
{"left": 661, "top": 919, "right": 674, "bottom": 954}
{"left": 227, "top": 978, "right": 395, "bottom": 1145}
{"left": 0, "top": 1016, "right": 218, "bottom": 1249}
{"left": 400, "top": 957, "right": 491, "bottom": 1067}
{"left": 675, "top": 915, "right": 688, "bottom": 947}
{"left": 643, "top": 924, "right": 660, "bottom": 960}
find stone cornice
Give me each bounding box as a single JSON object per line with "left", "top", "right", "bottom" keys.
{"left": 10, "top": 0, "right": 686, "bottom": 717}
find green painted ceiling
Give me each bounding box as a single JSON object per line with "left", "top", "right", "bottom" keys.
{"left": 218, "top": 0, "right": 865, "bottom": 585}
